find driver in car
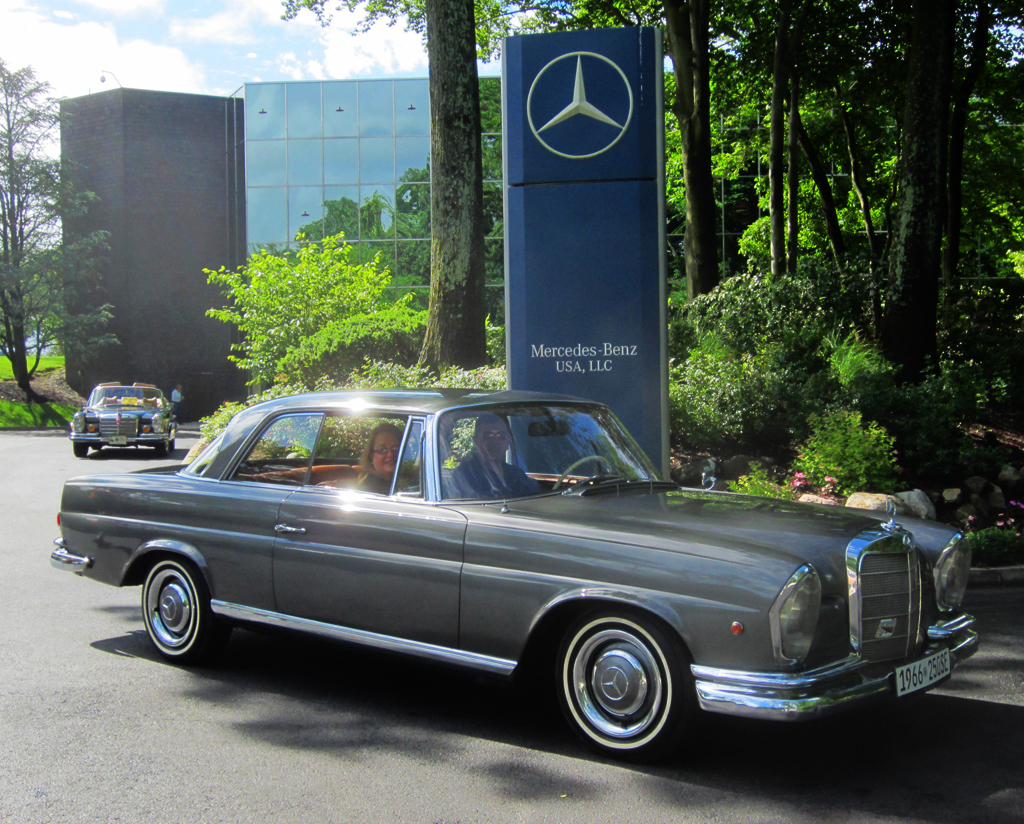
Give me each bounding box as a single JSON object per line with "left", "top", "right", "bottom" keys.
{"left": 448, "top": 413, "right": 539, "bottom": 500}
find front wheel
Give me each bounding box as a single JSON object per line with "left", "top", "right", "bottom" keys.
{"left": 72, "top": 442, "right": 89, "bottom": 459}
{"left": 557, "top": 611, "right": 694, "bottom": 760}
{"left": 141, "top": 558, "right": 230, "bottom": 664}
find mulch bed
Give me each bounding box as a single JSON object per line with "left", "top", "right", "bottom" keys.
{"left": 0, "top": 369, "right": 86, "bottom": 408}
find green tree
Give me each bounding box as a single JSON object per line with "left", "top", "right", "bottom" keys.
{"left": 205, "top": 234, "right": 410, "bottom": 386}
{"left": 1, "top": 59, "right": 112, "bottom": 401}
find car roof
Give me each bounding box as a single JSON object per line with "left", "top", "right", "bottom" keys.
{"left": 198, "top": 388, "right": 600, "bottom": 480}
{"left": 240, "top": 388, "right": 590, "bottom": 417}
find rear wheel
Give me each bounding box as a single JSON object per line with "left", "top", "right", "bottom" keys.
{"left": 72, "top": 442, "right": 89, "bottom": 459}
{"left": 141, "top": 558, "right": 230, "bottom": 664}
{"left": 557, "top": 610, "right": 694, "bottom": 760}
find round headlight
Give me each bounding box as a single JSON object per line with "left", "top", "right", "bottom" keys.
{"left": 770, "top": 565, "right": 822, "bottom": 665}
{"left": 72, "top": 414, "right": 85, "bottom": 433}
{"left": 152, "top": 415, "right": 167, "bottom": 434}
{"left": 935, "top": 536, "right": 971, "bottom": 612}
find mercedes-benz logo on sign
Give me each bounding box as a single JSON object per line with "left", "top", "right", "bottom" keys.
{"left": 527, "top": 52, "right": 634, "bottom": 159}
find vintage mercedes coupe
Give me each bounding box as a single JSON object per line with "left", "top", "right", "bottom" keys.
{"left": 52, "top": 389, "right": 977, "bottom": 759}
{"left": 69, "top": 382, "right": 178, "bottom": 458}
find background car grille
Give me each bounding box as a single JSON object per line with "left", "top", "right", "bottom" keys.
{"left": 99, "top": 413, "right": 139, "bottom": 437}
{"left": 857, "top": 548, "right": 921, "bottom": 663}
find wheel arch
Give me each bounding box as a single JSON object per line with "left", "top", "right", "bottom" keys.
{"left": 122, "top": 540, "right": 210, "bottom": 588}
{"left": 516, "top": 590, "right": 693, "bottom": 683}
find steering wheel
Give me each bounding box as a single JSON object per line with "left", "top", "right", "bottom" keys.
{"left": 554, "top": 455, "right": 613, "bottom": 490}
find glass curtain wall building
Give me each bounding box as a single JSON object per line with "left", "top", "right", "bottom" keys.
{"left": 241, "top": 78, "right": 504, "bottom": 310}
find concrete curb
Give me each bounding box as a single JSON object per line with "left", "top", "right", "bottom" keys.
{"left": 969, "top": 565, "right": 1024, "bottom": 588}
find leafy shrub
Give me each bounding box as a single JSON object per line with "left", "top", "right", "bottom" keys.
{"left": 727, "top": 462, "right": 793, "bottom": 499}
{"left": 792, "top": 410, "right": 899, "bottom": 496}
{"left": 486, "top": 320, "right": 506, "bottom": 366}
{"left": 669, "top": 345, "right": 795, "bottom": 452}
{"left": 968, "top": 527, "right": 1024, "bottom": 567}
{"left": 277, "top": 306, "right": 428, "bottom": 388}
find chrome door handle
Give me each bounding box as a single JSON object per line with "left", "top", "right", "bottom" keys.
{"left": 274, "top": 523, "right": 306, "bottom": 534}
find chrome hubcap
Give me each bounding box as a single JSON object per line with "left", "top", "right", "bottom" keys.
{"left": 146, "top": 568, "right": 195, "bottom": 649}
{"left": 571, "top": 627, "right": 663, "bottom": 738}
{"left": 158, "top": 583, "right": 192, "bottom": 633}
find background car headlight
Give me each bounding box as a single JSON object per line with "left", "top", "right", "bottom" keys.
{"left": 935, "top": 536, "right": 971, "bottom": 612}
{"left": 152, "top": 415, "right": 167, "bottom": 434}
{"left": 72, "top": 414, "right": 85, "bottom": 433}
{"left": 770, "top": 565, "right": 822, "bottom": 665}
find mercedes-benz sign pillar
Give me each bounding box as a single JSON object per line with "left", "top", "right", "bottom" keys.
{"left": 502, "top": 27, "right": 668, "bottom": 474}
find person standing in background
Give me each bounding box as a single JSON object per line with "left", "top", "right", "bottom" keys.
{"left": 170, "top": 384, "right": 184, "bottom": 420}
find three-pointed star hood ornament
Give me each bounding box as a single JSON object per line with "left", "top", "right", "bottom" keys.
{"left": 527, "top": 51, "right": 634, "bottom": 160}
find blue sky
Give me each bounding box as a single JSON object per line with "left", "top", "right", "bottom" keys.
{"left": 0, "top": 0, "right": 501, "bottom": 102}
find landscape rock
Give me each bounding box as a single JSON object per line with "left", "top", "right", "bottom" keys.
{"left": 942, "top": 488, "right": 964, "bottom": 506}
{"left": 954, "top": 504, "right": 979, "bottom": 525}
{"left": 987, "top": 484, "right": 1006, "bottom": 510}
{"left": 965, "top": 475, "right": 989, "bottom": 495}
{"left": 798, "top": 494, "right": 838, "bottom": 506}
{"left": 720, "top": 455, "right": 755, "bottom": 480}
{"left": 997, "top": 465, "right": 1021, "bottom": 490}
{"left": 844, "top": 492, "right": 913, "bottom": 515}
{"left": 969, "top": 494, "right": 992, "bottom": 518}
{"left": 895, "top": 489, "right": 936, "bottom": 520}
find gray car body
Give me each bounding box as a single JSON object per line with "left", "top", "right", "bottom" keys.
{"left": 53, "top": 389, "right": 978, "bottom": 720}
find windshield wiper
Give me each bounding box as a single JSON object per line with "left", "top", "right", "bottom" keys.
{"left": 563, "top": 476, "right": 679, "bottom": 496}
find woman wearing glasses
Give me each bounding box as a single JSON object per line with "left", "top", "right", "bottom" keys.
{"left": 357, "top": 422, "right": 403, "bottom": 494}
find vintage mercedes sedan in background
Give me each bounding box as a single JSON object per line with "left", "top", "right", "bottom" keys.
{"left": 51, "top": 389, "right": 977, "bottom": 759}
{"left": 69, "top": 382, "right": 178, "bottom": 458}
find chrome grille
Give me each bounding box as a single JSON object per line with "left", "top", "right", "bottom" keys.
{"left": 847, "top": 530, "right": 922, "bottom": 663}
{"left": 99, "top": 413, "right": 138, "bottom": 437}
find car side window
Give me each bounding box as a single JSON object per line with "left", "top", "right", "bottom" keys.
{"left": 228, "top": 413, "right": 324, "bottom": 486}
{"left": 305, "top": 414, "right": 407, "bottom": 493}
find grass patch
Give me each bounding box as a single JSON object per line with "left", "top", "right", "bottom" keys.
{"left": 0, "top": 399, "right": 77, "bottom": 428}
{"left": 0, "top": 355, "right": 65, "bottom": 380}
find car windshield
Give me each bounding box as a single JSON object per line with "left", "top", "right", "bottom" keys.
{"left": 89, "top": 386, "right": 165, "bottom": 407}
{"left": 438, "top": 403, "right": 656, "bottom": 501}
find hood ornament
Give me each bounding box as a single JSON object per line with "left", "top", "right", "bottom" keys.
{"left": 701, "top": 458, "right": 717, "bottom": 492}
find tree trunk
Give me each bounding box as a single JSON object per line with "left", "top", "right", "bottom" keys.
{"left": 943, "top": 1, "right": 992, "bottom": 291}
{"left": 664, "top": 0, "right": 719, "bottom": 298}
{"left": 787, "top": 73, "right": 800, "bottom": 274}
{"left": 795, "top": 118, "right": 845, "bottom": 269}
{"left": 769, "top": 1, "right": 791, "bottom": 276}
{"left": 418, "top": 0, "right": 487, "bottom": 370}
{"left": 880, "top": 0, "right": 955, "bottom": 380}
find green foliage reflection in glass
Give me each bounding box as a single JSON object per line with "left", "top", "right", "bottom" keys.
{"left": 316, "top": 416, "right": 404, "bottom": 463}
{"left": 247, "top": 414, "right": 322, "bottom": 462}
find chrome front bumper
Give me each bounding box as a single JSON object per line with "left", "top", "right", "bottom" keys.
{"left": 51, "top": 538, "right": 92, "bottom": 574}
{"left": 691, "top": 615, "right": 979, "bottom": 721}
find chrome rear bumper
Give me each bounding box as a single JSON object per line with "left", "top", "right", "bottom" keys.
{"left": 692, "top": 615, "right": 978, "bottom": 721}
{"left": 51, "top": 538, "right": 92, "bottom": 573}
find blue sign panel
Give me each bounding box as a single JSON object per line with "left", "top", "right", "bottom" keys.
{"left": 503, "top": 28, "right": 668, "bottom": 472}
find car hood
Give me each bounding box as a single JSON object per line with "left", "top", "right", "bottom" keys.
{"left": 496, "top": 487, "right": 957, "bottom": 596}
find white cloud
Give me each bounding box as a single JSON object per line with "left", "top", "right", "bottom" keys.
{"left": 169, "top": 0, "right": 319, "bottom": 45}
{"left": 321, "top": 14, "right": 428, "bottom": 78}
{"left": 53, "top": 10, "right": 77, "bottom": 19}
{"left": 0, "top": 5, "right": 205, "bottom": 100}
{"left": 65, "top": 0, "right": 165, "bottom": 12}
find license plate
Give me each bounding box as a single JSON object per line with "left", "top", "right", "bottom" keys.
{"left": 895, "top": 648, "right": 950, "bottom": 696}
{"left": 108, "top": 436, "right": 128, "bottom": 445}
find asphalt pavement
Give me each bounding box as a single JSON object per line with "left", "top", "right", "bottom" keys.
{"left": 1, "top": 429, "right": 1021, "bottom": 824}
